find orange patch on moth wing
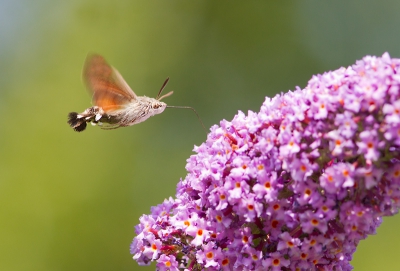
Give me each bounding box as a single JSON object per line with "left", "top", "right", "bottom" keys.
{"left": 95, "top": 96, "right": 124, "bottom": 112}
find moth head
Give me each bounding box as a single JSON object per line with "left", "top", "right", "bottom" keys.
{"left": 151, "top": 100, "right": 167, "bottom": 115}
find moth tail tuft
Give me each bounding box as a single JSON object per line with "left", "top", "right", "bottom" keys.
{"left": 68, "top": 112, "right": 87, "bottom": 132}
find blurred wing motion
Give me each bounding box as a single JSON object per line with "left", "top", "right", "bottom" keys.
{"left": 83, "top": 54, "right": 137, "bottom": 112}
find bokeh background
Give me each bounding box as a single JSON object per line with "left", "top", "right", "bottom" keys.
{"left": 1, "top": 1, "right": 400, "bottom": 270}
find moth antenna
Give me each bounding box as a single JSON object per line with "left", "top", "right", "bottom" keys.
{"left": 158, "top": 90, "right": 174, "bottom": 101}
{"left": 156, "top": 77, "right": 170, "bottom": 100}
{"left": 166, "top": 105, "right": 207, "bottom": 132}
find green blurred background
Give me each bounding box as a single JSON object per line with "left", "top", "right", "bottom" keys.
{"left": 1, "top": 1, "right": 400, "bottom": 270}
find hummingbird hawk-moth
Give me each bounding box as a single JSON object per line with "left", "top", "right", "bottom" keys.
{"left": 68, "top": 54, "right": 204, "bottom": 132}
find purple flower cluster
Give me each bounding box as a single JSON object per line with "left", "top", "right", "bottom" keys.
{"left": 131, "top": 53, "right": 400, "bottom": 271}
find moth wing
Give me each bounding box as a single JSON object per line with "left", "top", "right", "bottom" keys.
{"left": 83, "top": 54, "right": 137, "bottom": 112}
